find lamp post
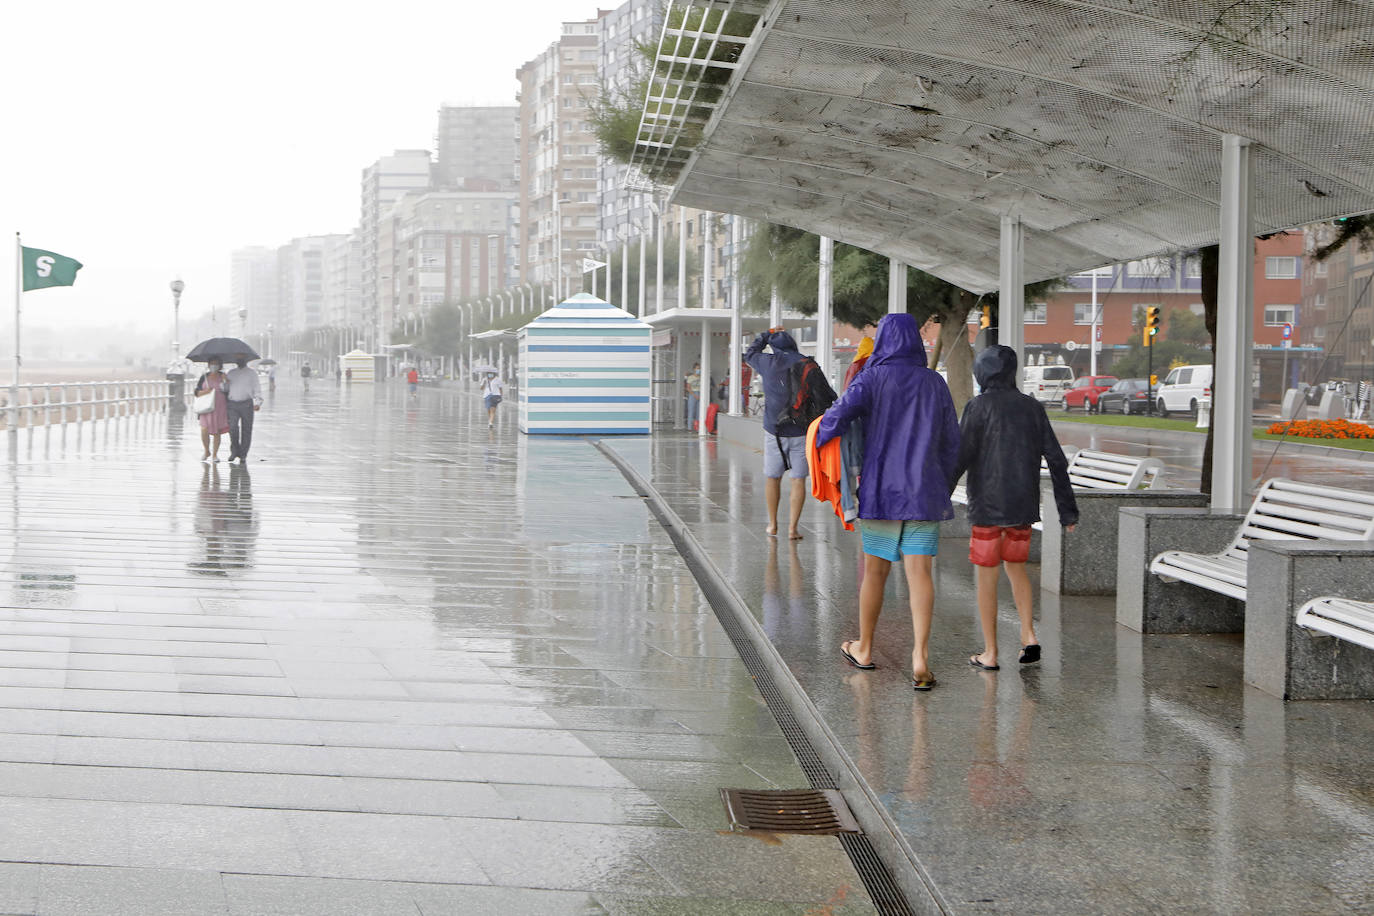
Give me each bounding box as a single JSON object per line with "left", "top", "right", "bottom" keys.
{"left": 266, "top": 324, "right": 274, "bottom": 359}
{"left": 554, "top": 197, "right": 572, "bottom": 301}
{"left": 169, "top": 279, "right": 185, "bottom": 363}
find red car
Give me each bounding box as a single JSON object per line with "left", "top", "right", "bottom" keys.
{"left": 1060, "top": 375, "right": 1118, "bottom": 412}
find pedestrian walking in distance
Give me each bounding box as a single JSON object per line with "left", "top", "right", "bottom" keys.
{"left": 744, "top": 328, "right": 810, "bottom": 540}
{"left": 815, "top": 314, "right": 961, "bottom": 691}
{"left": 225, "top": 359, "right": 263, "bottom": 465}
{"left": 407, "top": 366, "right": 419, "bottom": 398}
{"left": 195, "top": 359, "right": 231, "bottom": 464}
{"left": 951, "top": 346, "right": 1078, "bottom": 672}
{"left": 482, "top": 371, "right": 504, "bottom": 427}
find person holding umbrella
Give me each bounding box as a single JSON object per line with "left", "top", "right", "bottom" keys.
{"left": 186, "top": 338, "right": 261, "bottom": 464}
{"left": 195, "top": 358, "right": 231, "bottom": 462}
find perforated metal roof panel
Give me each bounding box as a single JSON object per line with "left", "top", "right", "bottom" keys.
{"left": 640, "top": 0, "right": 1374, "bottom": 292}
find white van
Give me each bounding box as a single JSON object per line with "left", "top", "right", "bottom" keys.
{"left": 1022, "top": 365, "right": 1075, "bottom": 404}
{"left": 1156, "top": 364, "right": 1212, "bottom": 417}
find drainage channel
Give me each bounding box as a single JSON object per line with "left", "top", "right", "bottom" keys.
{"left": 594, "top": 441, "right": 950, "bottom": 916}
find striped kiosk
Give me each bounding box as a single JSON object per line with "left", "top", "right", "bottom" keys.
{"left": 519, "top": 293, "right": 652, "bottom": 435}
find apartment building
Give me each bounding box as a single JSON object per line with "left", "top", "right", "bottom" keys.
{"left": 435, "top": 106, "right": 517, "bottom": 190}
{"left": 230, "top": 246, "right": 278, "bottom": 337}
{"left": 324, "top": 231, "right": 363, "bottom": 329}
{"left": 516, "top": 20, "right": 600, "bottom": 296}
{"left": 361, "top": 151, "right": 433, "bottom": 340}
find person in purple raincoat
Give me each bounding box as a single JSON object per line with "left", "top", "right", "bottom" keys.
{"left": 815, "top": 313, "right": 961, "bottom": 690}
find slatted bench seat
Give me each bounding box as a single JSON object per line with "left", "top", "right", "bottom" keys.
{"left": 1150, "top": 479, "right": 1374, "bottom": 602}
{"left": 1296, "top": 596, "right": 1374, "bottom": 651}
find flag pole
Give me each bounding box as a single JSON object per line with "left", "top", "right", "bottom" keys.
{"left": 12, "top": 232, "right": 20, "bottom": 433}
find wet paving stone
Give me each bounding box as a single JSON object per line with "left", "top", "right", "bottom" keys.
{"left": 0, "top": 387, "right": 876, "bottom": 913}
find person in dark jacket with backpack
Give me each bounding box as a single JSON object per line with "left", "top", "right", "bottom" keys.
{"left": 816, "top": 314, "right": 960, "bottom": 690}
{"left": 745, "top": 328, "right": 809, "bottom": 539}
{"left": 950, "top": 345, "right": 1078, "bottom": 672}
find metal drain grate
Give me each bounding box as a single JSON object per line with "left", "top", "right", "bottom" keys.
{"left": 721, "top": 788, "right": 861, "bottom": 836}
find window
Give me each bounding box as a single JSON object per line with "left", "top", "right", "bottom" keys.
{"left": 1024, "top": 302, "right": 1047, "bottom": 324}
{"left": 1184, "top": 256, "right": 1202, "bottom": 279}
{"left": 1314, "top": 260, "right": 1328, "bottom": 276}
{"left": 1265, "top": 256, "right": 1298, "bottom": 279}
{"left": 1127, "top": 257, "right": 1173, "bottom": 278}
{"left": 1314, "top": 325, "right": 1326, "bottom": 340}
{"left": 1073, "top": 303, "right": 1096, "bottom": 325}
{"left": 1264, "top": 305, "right": 1296, "bottom": 326}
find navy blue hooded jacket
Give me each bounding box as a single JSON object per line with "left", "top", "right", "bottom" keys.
{"left": 951, "top": 346, "right": 1078, "bottom": 528}
{"left": 744, "top": 329, "right": 806, "bottom": 436}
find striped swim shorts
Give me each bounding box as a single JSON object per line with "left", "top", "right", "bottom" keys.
{"left": 859, "top": 520, "right": 940, "bottom": 562}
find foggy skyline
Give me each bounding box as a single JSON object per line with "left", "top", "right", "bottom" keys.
{"left": 1, "top": 0, "right": 595, "bottom": 348}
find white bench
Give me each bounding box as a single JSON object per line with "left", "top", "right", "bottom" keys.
{"left": 1296, "top": 596, "right": 1374, "bottom": 651}
{"left": 954, "top": 448, "right": 1160, "bottom": 532}
{"left": 1150, "top": 479, "right": 1374, "bottom": 601}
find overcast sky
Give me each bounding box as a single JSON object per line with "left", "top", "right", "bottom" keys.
{"left": 0, "top": 0, "right": 590, "bottom": 344}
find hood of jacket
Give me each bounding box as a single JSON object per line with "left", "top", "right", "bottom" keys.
{"left": 768, "top": 329, "right": 799, "bottom": 353}
{"left": 868, "top": 314, "right": 926, "bottom": 368}
{"left": 974, "top": 345, "right": 1018, "bottom": 391}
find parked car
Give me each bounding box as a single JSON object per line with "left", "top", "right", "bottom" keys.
{"left": 1155, "top": 364, "right": 1213, "bottom": 417}
{"left": 1060, "top": 375, "right": 1118, "bottom": 412}
{"left": 1022, "top": 365, "right": 1075, "bottom": 404}
{"left": 1097, "top": 378, "right": 1152, "bottom": 415}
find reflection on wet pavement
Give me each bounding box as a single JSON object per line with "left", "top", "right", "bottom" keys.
{"left": 0, "top": 388, "right": 875, "bottom": 914}
{"left": 610, "top": 431, "right": 1374, "bottom": 915}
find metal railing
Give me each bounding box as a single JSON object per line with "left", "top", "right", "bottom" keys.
{"left": 0, "top": 380, "right": 171, "bottom": 429}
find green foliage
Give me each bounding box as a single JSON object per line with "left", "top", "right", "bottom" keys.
{"left": 1166, "top": 306, "right": 1209, "bottom": 346}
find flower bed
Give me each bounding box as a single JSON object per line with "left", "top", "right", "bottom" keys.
{"left": 1266, "top": 419, "right": 1374, "bottom": 440}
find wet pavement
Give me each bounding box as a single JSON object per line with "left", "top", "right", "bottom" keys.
{"left": 608, "top": 431, "right": 1374, "bottom": 915}
{"left": 0, "top": 385, "right": 876, "bottom": 915}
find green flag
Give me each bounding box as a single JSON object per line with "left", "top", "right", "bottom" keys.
{"left": 21, "top": 246, "right": 83, "bottom": 291}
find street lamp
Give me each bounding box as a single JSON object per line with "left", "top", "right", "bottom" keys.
{"left": 266, "top": 324, "right": 274, "bottom": 359}
{"left": 169, "top": 278, "right": 185, "bottom": 363}
{"left": 554, "top": 197, "right": 572, "bottom": 301}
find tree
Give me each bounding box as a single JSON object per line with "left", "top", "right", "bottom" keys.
{"left": 740, "top": 224, "right": 1058, "bottom": 411}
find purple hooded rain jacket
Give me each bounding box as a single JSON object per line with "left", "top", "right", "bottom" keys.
{"left": 815, "top": 314, "right": 961, "bottom": 521}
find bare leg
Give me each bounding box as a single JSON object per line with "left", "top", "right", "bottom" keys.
{"left": 211, "top": 433, "right": 222, "bottom": 460}
{"left": 764, "top": 477, "right": 781, "bottom": 536}
{"left": 849, "top": 554, "right": 892, "bottom": 666}
{"left": 200, "top": 426, "right": 210, "bottom": 459}
{"left": 973, "top": 564, "right": 1001, "bottom": 668}
{"left": 787, "top": 477, "right": 806, "bottom": 539}
{"left": 903, "top": 554, "right": 935, "bottom": 679}
{"left": 1003, "top": 561, "right": 1038, "bottom": 648}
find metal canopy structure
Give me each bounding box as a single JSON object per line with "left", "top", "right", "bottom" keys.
{"left": 634, "top": 0, "right": 1374, "bottom": 294}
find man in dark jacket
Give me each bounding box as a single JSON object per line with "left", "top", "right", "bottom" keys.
{"left": 816, "top": 314, "right": 961, "bottom": 689}
{"left": 745, "top": 328, "right": 808, "bottom": 539}
{"left": 951, "top": 346, "right": 1078, "bottom": 671}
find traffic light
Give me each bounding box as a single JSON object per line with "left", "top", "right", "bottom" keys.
{"left": 1143, "top": 306, "right": 1161, "bottom": 346}
{"left": 980, "top": 305, "right": 991, "bottom": 329}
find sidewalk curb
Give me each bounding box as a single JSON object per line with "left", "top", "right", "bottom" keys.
{"left": 595, "top": 440, "right": 950, "bottom": 916}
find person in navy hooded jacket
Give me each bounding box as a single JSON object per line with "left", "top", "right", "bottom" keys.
{"left": 816, "top": 314, "right": 961, "bottom": 690}
{"left": 951, "top": 346, "right": 1078, "bottom": 672}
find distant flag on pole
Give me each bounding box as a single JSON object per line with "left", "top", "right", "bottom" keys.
{"left": 21, "top": 247, "right": 83, "bottom": 291}
{"left": 581, "top": 257, "right": 607, "bottom": 273}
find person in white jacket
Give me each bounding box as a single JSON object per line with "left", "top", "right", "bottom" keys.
{"left": 481, "top": 372, "right": 504, "bottom": 427}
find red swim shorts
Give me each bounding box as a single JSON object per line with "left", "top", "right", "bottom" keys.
{"left": 969, "top": 525, "right": 1033, "bottom": 567}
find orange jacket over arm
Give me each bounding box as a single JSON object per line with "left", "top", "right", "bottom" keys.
{"left": 806, "top": 417, "right": 853, "bottom": 531}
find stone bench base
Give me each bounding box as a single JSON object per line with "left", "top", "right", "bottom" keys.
{"left": 1116, "top": 507, "right": 1246, "bottom": 633}
{"left": 1043, "top": 490, "right": 1208, "bottom": 596}
{"left": 1246, "top": 540, "right": 1374, "bottom": 700}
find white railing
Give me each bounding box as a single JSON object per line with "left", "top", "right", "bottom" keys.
{"left": 0, "top": 380, "right": 171, "bottom": 429}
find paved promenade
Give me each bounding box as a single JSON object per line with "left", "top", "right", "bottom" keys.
{"left": 607, "top": 430, "right": 1374, "bottom": 915}
{"left": 0, "top": 384, "right": 874, "bottom": 915}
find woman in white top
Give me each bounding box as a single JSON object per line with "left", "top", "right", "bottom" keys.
{"left": 481, "top": 372, "right": 504, "bottom": 427}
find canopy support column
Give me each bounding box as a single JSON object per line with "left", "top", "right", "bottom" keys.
{"left": 769, "top": 287, "right": 782, "bottom": 328}
{"left": 999, "top": 215, "right": 1025, "bottom": 372}
{"left": 1213, "top": 134, "right": 1255, "bottom": 511}
{"left": 728, "top": 216, "right": 743, "bottom": 416}
{"left": 621, "top": 236, "right": 629, "bottom": 312}
{"left": 654, "top": 206, "right": 664, "bottom": 315}
{"left": 699, "top": 319, "right": 711, "bottom": 438}
{"left": 678, "top": 209, "right": 687, "bottom": 310}
{"left": 888, "top": 260, "right": 907, "bottom": 313}
{"left": 818, "top": 237, "right": 834, "bottom": 381}
{"left": 702, "top": 213, "right": 713, "bottom": 308}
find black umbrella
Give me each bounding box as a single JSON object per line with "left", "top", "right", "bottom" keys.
{"left": 186, "top": 337, "right": 261, "bottom": 363}
{"left": 256, "top": 358, "right": 278, "bottom": 366}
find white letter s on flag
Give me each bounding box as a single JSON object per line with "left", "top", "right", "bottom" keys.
{"left": 35, "top": 256, "right": 54, "bottom": 278}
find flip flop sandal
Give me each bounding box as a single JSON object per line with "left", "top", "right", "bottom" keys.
{"left": 969, "top": 656, "right": 1000, "bottom": 671}
{"left": 840, "top": 642, "right": 876, "bottom": 670}
{"left": 912, "top": 675, "right": 937, "bottom": 691}
{"left": 1019, "top": 644, "right": 1042, "bottom": 665}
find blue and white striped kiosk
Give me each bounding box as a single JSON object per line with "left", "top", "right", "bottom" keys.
{"left": 518, "top": 293, "right": 652, "bottom": 435}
